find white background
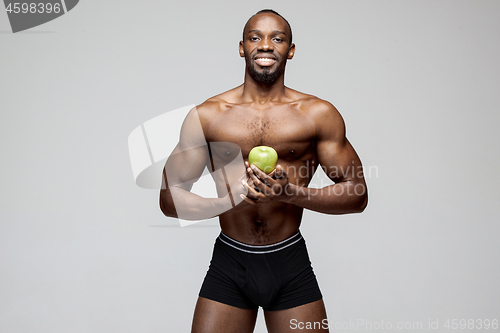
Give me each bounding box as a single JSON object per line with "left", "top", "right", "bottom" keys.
{"left": 1, "top": 1, "right": 499, "bottom": 332}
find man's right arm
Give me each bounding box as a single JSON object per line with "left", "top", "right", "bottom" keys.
{"left": 159, "top": 106, "right": 245, "bottom": 220}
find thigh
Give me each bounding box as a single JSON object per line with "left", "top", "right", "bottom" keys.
{"left": 191, "top": 297, "right": 258, "bottom": 333}
{"left": 264, "top": 299, "right": 329, "bottom": 333}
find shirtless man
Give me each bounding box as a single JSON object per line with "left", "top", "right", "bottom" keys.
{"left": 159, "top": 9, "right": 368, "bottom": 333}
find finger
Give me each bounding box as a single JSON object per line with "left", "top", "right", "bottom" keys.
{"left": 247, "top": 190, "right": 265, "bottom": 201}
{"left": 245, "top": 164, "right": 252, "bottom": 177}
{"left": 246, "top": 166, "right": 260, "bottom": 182}
{"left": 275, "top": 164, "right": 283, "bottom": 174}
{"left": 240, "top": 194, "right": 256, "bottom": 205}
{"left": 243, "top": 179, "right": 265, "bottom": 198}
{"left": 275, "top": 165, "right": 288, "bottom": 180}
{"left": 247, "top": 178, "right": 263, "bottom": 193}
{"left": 240, "top": 172, "right": 250, "bottom": 185}
{"left": 246, "top": 177, "right": 255, "bottom": 187}
{"left": 276, "top": 169, "right": 285, "bottom": 179}
{"left": 248, "top": 173, "right": 266, "bottom": 193}
{"left": 249, "top": 165, "right": 265, "bottom": 178}
{"left": 246, "top": 166, "right": 257, "bottom": 179}
{"left": 248, "top": 171, "right": 273, "bottom": 195}
{"left": 250, "top": 165, "right": 274, "bottom": 184}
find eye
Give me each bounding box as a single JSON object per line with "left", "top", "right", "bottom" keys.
{"left": 249, "top": 36, "right": 260, "bottom": 42}
{"left": 273, "top": 37, "right": 283, "bottom": 43}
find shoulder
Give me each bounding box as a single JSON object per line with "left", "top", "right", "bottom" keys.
{"left": 194, "top": 85, "right": 243, "bottom": 126}
{"left": 287, "top": 89, "right": 345, "bottom": 134}
{"left": 286, "top": 88, "right": 340, "bottom": 115}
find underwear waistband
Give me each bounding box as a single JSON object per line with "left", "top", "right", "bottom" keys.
{"left": 218, "top": 230, "right": 302, "bottom": 254}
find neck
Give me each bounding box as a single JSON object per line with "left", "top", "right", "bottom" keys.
{"left": 241, "top": 71, "right": 287, "bottom": 104}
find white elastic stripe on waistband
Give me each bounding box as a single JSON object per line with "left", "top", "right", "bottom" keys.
{"left": 219, "top": 236, "right": 303, "bottom": 254}
{"left": 219, "top": 231, "right": 300, "bottom": 249}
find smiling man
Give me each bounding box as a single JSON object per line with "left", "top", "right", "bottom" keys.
{"left": 160, "top": 9, "right": 367, "bottom": 333}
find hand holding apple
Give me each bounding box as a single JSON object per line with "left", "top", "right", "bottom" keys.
{"left": 240, "top": 147, "right": 291, "bottom": 204}
{"left": 241, "top": 163, "right": 291, "bottom": 204}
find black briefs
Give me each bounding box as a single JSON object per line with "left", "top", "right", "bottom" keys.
{"left": 198, "top": 230, "right": 323, "bottom": 311}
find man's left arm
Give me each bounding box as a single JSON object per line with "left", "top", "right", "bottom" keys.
{"left": 245, "top": 101, "right": 368, "bottom": 214}
{"left": 287, "top": 101, "right": 368, "bottom": 214}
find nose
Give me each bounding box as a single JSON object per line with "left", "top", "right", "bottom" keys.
{"left": 258, "top": 37, "right": 274, "bottom": 51}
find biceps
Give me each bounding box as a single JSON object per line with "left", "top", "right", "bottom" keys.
{"left": 317, "top": 138, "right": 364, "bottom": 183}
{"left": 163, "top": 145, "right": 209, "bottom": 190}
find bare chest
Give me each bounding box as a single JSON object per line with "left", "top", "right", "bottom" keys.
{"left": 203, "top": 106, "right": 317, "bottom": 160}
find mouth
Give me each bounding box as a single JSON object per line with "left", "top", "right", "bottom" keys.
{"left": 254, "top": 55, "right": 277, "bottom": 67}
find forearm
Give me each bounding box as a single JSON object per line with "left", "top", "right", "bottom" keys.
{"left": 284, "top": 181, "right": 368, "bottom": 214}
{"left": 160, "top": 186, "right": 234, "bottom": 220}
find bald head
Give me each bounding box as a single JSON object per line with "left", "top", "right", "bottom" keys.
{"left": 243, "top": 9, "right": 293, "bottom": 45}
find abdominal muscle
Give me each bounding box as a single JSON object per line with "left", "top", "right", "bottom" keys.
{"left": 218, "top": 201, "right": 303, "bottom": 245}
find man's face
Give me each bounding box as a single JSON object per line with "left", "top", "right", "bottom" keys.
{"left": 239, "top": 13, "right": 295, "bottom": 85}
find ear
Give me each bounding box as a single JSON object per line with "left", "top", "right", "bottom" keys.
{"left": 287, "top": 43, "right": 295, "bottom": 60}
{"left": 239, "top": 41, "right": 245, "bottom": 58}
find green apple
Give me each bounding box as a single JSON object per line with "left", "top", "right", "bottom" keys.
{"left": 248, "top": 146, "right": 278, "bottom": 174}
